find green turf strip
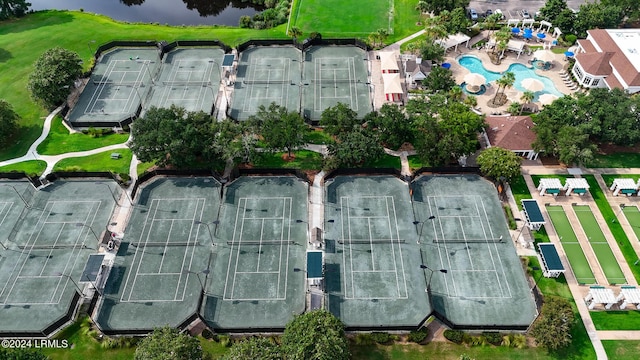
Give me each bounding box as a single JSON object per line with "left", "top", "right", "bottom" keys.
{"left": 623, "top": 206, "right": 640, "bottom": 242}
{"left": 573, "top": 206, "right": 627, "bottom": 284}
{"left": 292, "top": 0, "right": 392, "bottom": 35}
{"left": 546, "top": 206, "right": 597, "bottom": 284}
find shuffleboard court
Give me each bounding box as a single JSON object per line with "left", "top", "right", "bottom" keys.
{"left": 323, "top": 176, "right": 430, "bottom": 328}
{"left": 0, "top": 181, "right": 117, "bottom": 336}
{"left": 572, "top": 205, "right": 627, "bottom": 284}
{"left": 412, "top": 175, "right": 536, "bottom": 329}
{"left": 96, "top": 177, "right": 221, "bottom": 332}
{"left": 623, "top": 206, "right": 640, "bottom": 242}
{"left": 229, "top": 46, "right": 301, "bottom": 121}
{"left": 201, "top": 177, "right": 307, "bottom": 330}
{"left": 546, "top": 206, "right": 597, "bottom": 284}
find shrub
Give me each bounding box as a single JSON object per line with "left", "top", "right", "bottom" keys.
{"left": 512, "top": 334, "right": 527, "bottom": 349}
{"left": 470, "top": 335, "right": 486, "bottom": 346}
{"left": 218, "top": 335, "right": 231, "bottom": 347}
{"left": 501, "top": 334, "right": 511, "bottom": 347}
{"left": 443, "top": 329, "right": 464, "bottom": 344}
{"left": 354, "top": 333, "right": 374, "bottom": 345}
{"left": 482, "top": 332, "right": 502, "bottom": 346}
{"left": 370, "top": 332, "right": 391, "bottom": 344}
{"left": 408, "top": 329, "right": 428, "bottom": 343}
{"left": 202, "top": 329, "right": 215, "bottom": 340}
{"left": 564, "top": 34, "right": 577, "bottom": 45}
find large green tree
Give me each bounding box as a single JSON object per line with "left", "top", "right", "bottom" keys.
{"left": 320, "top": 103, "right": 361, "bottom": 137}
{"left": 0, "top": 0, "right": 30, "bottom": 20}
{"left": 223, "top": 336, "right": 282, "bottom": 360}
{"left": 135, "top": 326, "right": 202, "bottom": 360}
{"left": 366, "top": 103, "right": 414, "bottom": 149}
{"left": 0, "top": 99, "right": 19, "bottom": 147}
{"left": 416, "top": 0, "right": 470, "bottom": 15}
{"left": 249, "top": 102, "right": 308, "bottom": 157}
{"left": 424, "top": 66, "right": 456, "bottom": 93}
{"left": 0, "top": 348, "right": 47, "bottom": 360}
{"left": 530, "top": 296, "right": 574, "bottom": 351}
{"left": 326, "top": 127, "right": 384, "bottom": 168}
{"left": 129, "top": 105, "right": 214, "bottom": 168}
{"left": 601, "top": 0, "right": 640, "bottom": 22}
{"left": 281, "top": 310, "right": 349, "bottom": 360}
{"left": 539, "top": 0, "right": 569, "bottom": 23}
{"left": 476, "top": 147, "right": 522, "bottom": 182}
{"left": 574, "top": 2, "right": 623, "bottom": 37}
{"left": 27, "top": 47, "right": 83, "bottom": 109}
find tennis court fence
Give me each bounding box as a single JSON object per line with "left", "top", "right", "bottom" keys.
{"left": 131, "top": 242, "right": 199, "bottom": 247}
{"left": 432, "top": 238, "right": 504, "bottom": 244}
{"left": 226, "top": 240, "right": 295, "bottom": 245}
{"left": 162, "top": 81, "right": 212, "bottom": 87}
{"left": 338, "top": 239, "right": 406, "bottom": 244}
{"left": 18, "top": 244, "right": 93, "bottom": 250}
{"left": 93, "top": 80, "right": 143, "bottom": 86}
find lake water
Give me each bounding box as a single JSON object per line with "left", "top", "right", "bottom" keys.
{"left": 29, "top": 0, "right": 263, "bottom": 26}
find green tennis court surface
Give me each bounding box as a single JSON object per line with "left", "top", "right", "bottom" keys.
{"left": 573, "top": 205, "right": 627, "bottom": 285}
{"left": 323, "top": 176, "right": 430, "bottom": 328}
{"left": 623, "top": 206, "right": 640, "bottom": 242}
{"left": 411, "top": 175, "right": 536, "bottom": 329}
{"left": 96, "top": 177, "right": 221, "bottom": 332}
{"left": 201, "top": 176, "right": 307, "bottom": 330}
{"left": 0, "top": 181, "right": 117, "bottom": 335}
{"left": 546, "top": 206, "right": 597, "bottom": 284}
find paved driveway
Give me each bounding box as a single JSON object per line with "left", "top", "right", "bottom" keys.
{"left": 468, "top": 0, "right": 587, "bottom": 19}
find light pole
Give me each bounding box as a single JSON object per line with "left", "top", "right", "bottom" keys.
{"left": 193, "top": 221, "right": 218, "bottom": 246}
{"left": 612, "top": 204, "right": 626, "bottom": 223}
{"left": 81, "top": 273, "right": 104, "bottom": 297}
{"left": 133, "top": 59, "right": 155, "bottom": 84}
{"left": 530, "top": 266, "right": 545, "bottom": 292}
{"left": 75, "top": 223, "right": 100, "bottom": 245}
{"left": 413, "top": 215, "right": 436, "bottom": 244}
{"left": 419, "top": 265, "right": 447, "bottom": 311}
{"left": 54, "top": 272, "right": 85, "bottom": 296}
{"left": 87, "top": 40, "right": 96, "bottom": 55}
{"left": 183, "top": 268, "right": 211, "bottom": 296}
{"left": 95, "top": 181, "right": 132, "bottom": 206}
{"left": 1, "top": 184, "right": 31, "bottom": 208}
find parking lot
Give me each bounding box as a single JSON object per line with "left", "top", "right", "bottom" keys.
{"left": 468, "top": 0, "right": 587, "bottom": 20}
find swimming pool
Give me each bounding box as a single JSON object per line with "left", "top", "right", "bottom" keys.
{"left": 458, "top": 55, "right": 563, "bottom": 98}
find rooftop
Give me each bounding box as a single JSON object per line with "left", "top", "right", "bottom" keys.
{"left": 484, "top": 115, "right": 536, "bottom": 151}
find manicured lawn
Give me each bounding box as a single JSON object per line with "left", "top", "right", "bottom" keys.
{"left": 137, "top": 161, "right": 156, "bottom": 176}
{"left": 582, "top": 175, "right": 640, "bottom": 283}
{"left": 600, "top": 174, "right": 640, "bottom": 188}
{"left": 304, "top": 128, "right": 334, "bottom": 145}
{"left": 53, "top": 149, "right": 133, "bottom": 174}
{"left": 587, "top": 152, "right": 640, "bottom": 168}
{"left": 253, "top": 150, "right": 323, "bottom": 170}
{"left": 591, "top": 311, "right": 640, "bottom": 330}
{"left": 510, "top": 175, "right": 531, "bottom": 211}
{"left": 36, "top": 116, "right": 129, "bottom": 155}
{"left": 0, "top": 10, "right": 286, "bottom": 162}
{"left": 601, "top": 340, "right": 640, "bottom": 360}
{"left": 407, "top": 155, "right": 427, "bottom": 171}
{"left": 0, "top": 160, "right": 47, "bottom": 175}
{"left": 362, "top": 153, "right": 401, "bottom": 168}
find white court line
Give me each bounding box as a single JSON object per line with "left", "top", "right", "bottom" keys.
{"left": 458, "top": 217, "right": 475, "bottom": 269}
{"left": 174, "top": 199, "right": 204, "bottom": 301}
{"left": 242, "top": 58, "right": 289, "bottom": 112}
{"left": 123, "top": 199, "right": 159, "bottom": 302}
{"left": 388, "top": 196, "right": 408, "bottom": 298}
{"left": 478, "top": 197, "right": 512, "bottom": 298}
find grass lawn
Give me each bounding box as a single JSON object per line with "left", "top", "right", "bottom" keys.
{"left": 0, "top": 160, "right": 47, "bottom": 175}
{"left": 582, "top": 175, "right": 640, "bottom": 283}
{"left": 601, "top": 340, "right": 640, "bottom": 360}
{"left": 137, "top": 160, "right": 156, "bottom": 176}
{"left": 587, "top": 152, "right": 640, "bottom": 168}
{"left": 304, "top": 128, "right": 334, "bottom": 145}
{"left": 600, "top": 174, "right": 640, "bottom": 188}
{"left": 591, "top": 310, "right": 640, "bottom": 330}
{"left": 407, "top": 155, "right": 427, "bottom": 171}
{"left": 36, "top": 116, "right": 129, "bottom": 155}
{"left": 0, "top": 10, "right": 286, "bottom": 162}
{"left": 253, "top": 150, "right": 323, "bottom": 170}
{"left": 53, "top": 149, "right": 133, "bottom": 174}
{"left": 509, "top": 175, "right": 531, "bottom": 211}
{"left": 362, "top": 153, "right": 401, "bottom": 168}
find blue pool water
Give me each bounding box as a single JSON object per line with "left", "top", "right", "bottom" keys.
{"left": 458, "top": 55, "right": 563, "bottom": 98}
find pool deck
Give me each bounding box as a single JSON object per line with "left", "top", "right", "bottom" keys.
{"left": 445, "top": 32, "right": 577, "bottom": 115}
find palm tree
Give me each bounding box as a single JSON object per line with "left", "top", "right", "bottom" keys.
{"left": 501, "top": 72, "right": 516, "bottom": 97}
{"left": 508, "top": 102, "right": 521, "bottom": 115}
{"left": 449, "top": 86, "right": 463, "bottom": 102}
{"left": 416, "top": 0, "right": 429, "bottom": 14}
{"left": 464, "top": 95, "right": 478, "bottom": 108}
{"left": 288, "top": 26, "right": 302, "bottom": 43}
{"left": 519, "top": 90, "right": 535, "bottom": 114}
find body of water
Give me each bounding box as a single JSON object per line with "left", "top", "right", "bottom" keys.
{"left": 458, "top": 55, "right": 563, "bottom": 98}
{"left": 29, "top": 0, "right": 263, "bottom": 26}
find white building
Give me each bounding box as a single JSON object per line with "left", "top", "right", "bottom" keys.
{"left": 573, "top": 29, "right": 640, "bottom": 93}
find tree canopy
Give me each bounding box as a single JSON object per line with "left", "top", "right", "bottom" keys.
{"left": 0, "top": 99, "right": 20, "bottom": 147}
{"left": 320, "top": 103, "right": 362, "bottom": 136}
{"left": 424, "top": 66, "right": 456, "bottom": 93}
{"left": 476, "top": 147, "right": 522, "bottom": 182}
{"left": 367, "top": 103, "right": 414, "bottom": 150}
{"left": 326, "top": 127, "right": 384, "bottom": 168}
{"left": 530, "top": 296, "right": 574, "bottom": 351}
{"left": 415, "top": 1, "right": 470, "bottom": 15}
{"left": 249, "top": 102, "right": 308, "bottom": 156}
{"left": 222, "top": 336, "right": 282, "bottom": 360}
{"left": 0, "top": 0, "right": 30, "bottom": 20}
{"left": 135, "top": 326, "right": 202, "bottom": 360}
{"left": 27, "top": 47, "right": 83, "bottom": 109}
{"left": 281, "top": 310, "right": 350, "bottom": 360}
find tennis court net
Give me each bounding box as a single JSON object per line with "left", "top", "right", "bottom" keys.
{"left": 18, "top": 244, "right": 92, "bottom": 250}
{"left": 432, "top": 238, "right": 504, "bottom": 244}
{"left": 131, "top": 242, "right": 199, "bottom": 247}
{"left": 316, "top": 79, "right": 364, "bottom": 84}
{"left": 93, "top": 80, "right": 142, "bottom": 86}
{"left": 162, "top": 81, "right": 212, "bottom": 87}
{"left": 227, "top": 240, "right": 295, "bottom": 245}
{"left": 242, "top": 79, "right": 292, "bottom": 85}
{"left": 338, "top": 239, "right": 406, "bottom": 244}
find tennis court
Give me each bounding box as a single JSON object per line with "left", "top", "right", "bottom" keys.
{"left": 0, "top": 181, "right": 117, "bottom": 335}
{"left": 411, "top": 175, "right": 536, "bottom": 329}
{"left": 67, "top": 48, "right": 161, "bottom": 126}
{"left": 229, "top": 46, "right": 302, "bottom": 121}
{"left": 323, "top": 176, "right": 430, "bottom": 328}
{"left": 623, "top": 205, "right": 640, "bottom": 241}
{"left": 201, "top": 176, "right": 307, "bottom": 330}
{"left": 146, "top": 48, "right": 225, "bottom": 114}
{"left": 546, "top": 205, "right": 597, "bottom": 284}
{"left": 96, "top": 177, "right": 221, "bottom": 332}
{"left": 573, "top": 205, "right": 627, "bottom": 284}
{"left": 302, "top": 46, "right": 372, "bottom": 121}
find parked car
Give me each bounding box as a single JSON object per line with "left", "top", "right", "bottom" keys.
{"left": 494, "top": 9, "right": 504, "bottom": 20}
{"left": 468, "top": 8, "right": 478, "bottom": 21}
{"left": 521, "top": 9, "right": 531, "bottom": 19}
{"left": 485, "top": 9, "right": 493, "bottom": 17}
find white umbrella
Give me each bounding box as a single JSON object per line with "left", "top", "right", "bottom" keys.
{"left": 521, "top": 78, "right": 545, "bottom": 92}
{"left": 533, "top": 49, "right": 555, "bottom": 63}
{"left": 464, "top": 73, "right": 486, "bottom": 87}
{"left": 539, "top": 93, "right": 559, "bottom": 106}
{"left": 506, "top": 89, "right": 523, "bottom": 102}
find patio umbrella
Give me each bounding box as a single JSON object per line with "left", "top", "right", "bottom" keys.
{"left": 539, "top": 93, "right": 559, "bottom": 106}
{"left": 523, "top": 33, "right": 533, "bottom": 40}
{"left": 464, "top": 73, "right": 486, "bottom": 87}
{"left": 533, "top": 49, "right": 555, "bottom": 63}
{"left": 512, "top": 27, "right": 521, "bottom": 34}
{"left": 521, "top": 78, "right": 545, "bottom": 92}
{"left": 441, "top": 62, "right": 451, "bottom": 69}
{"left": 506, "top": 89, "right": 523, "bottom": 102}
{"left": 523, "top": 28, "right": 533, "bottom": 34}
{"left": 536, "top": 33, "right": 546, "bottom": 40}
{"left": 564, "top": 51, "right": 575, "bottom": 57}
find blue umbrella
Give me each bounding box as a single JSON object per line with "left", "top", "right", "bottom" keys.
{"left": 441, "top": 62, "right": 451, "bottom": 69}
{"left": 564, "top": 51, "right": 575, "bottom": 57}
{"left": 537, "top": 33, "right": 546, "bottom": 39}
{"left": 523, "top": 33, "right": 533, "bottom": 39}
{"left": 523, "top": 28, "right": 533, "bottom": 34}
{"left": 512, "top": 27, "right": 521, "bottom": 34}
